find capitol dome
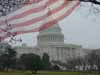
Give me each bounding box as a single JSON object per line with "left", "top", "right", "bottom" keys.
{"left": 37, "top": 24, "right": 64, "bottom": 46}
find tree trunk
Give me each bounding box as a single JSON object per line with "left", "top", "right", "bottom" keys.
{"left": 32, "top": 70, "right": 37, "bottom": 74}
{"left": 98, "top": 66, "right": 100, "bottom": 75}
{"left": 6, "top": 67, "right": 9, "bottom": 72}
{"left": 32, "top": 71, "right": 34, "bottom": 74}
{"left": 34, "top": 70, "right": 37, "bottom": 74}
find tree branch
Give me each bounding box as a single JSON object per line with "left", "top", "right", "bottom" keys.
{"left": 80, "top": 0, "right": 100, "bottom": 5}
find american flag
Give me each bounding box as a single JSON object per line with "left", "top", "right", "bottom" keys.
{"left": 0, "top": 0, "right": 80, "bottom": 40}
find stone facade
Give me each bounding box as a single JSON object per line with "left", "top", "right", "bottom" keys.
{"left": 15, "top": 24, "right": 82, "bottom": 63}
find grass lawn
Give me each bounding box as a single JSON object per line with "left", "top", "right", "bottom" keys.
{"left": 80, "top": 72, "right": 99, "bottom": 75}
{"left": 0, "top": 71, "right": 99, "bottom": 75}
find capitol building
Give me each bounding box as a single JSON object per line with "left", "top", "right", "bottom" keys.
{"left": 15, "top": 24, "right": 83, "bottom": 63}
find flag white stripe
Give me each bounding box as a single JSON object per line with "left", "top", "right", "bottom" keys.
{"left": 9, "top": 0, "right": 64, "bottom": 24}
{"left": 0, "top": 0, "right": 65, "bottom": 30}
{"left": 0, "top": 0, "right": 48, "bottom": 23}
{"left": 0, "top": 0, "right": 80, "bottom": 39}
{"left": 10, "top": 1, "right": 79, "bottom": 32}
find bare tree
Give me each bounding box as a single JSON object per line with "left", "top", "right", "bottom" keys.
{"left": 80, "top": 0, "right": 100, "bottom": 15}
{"left": 80, "top": 0, "right": 100, "bottom": 5}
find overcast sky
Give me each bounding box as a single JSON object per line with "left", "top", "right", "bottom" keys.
{"left": 6, "top": 4, "right": 100, "bottom": 49}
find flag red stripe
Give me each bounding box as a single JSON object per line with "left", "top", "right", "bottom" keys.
{"left": 23, "top": 0, "right": 41, "bottom": 5}
{"left": 0, "top": 0, "right": 58, "bottom": 26}
{"left": 1, "top": 0, "right": 80, "bottom": 40}
{"left": 0, "top": 0, "right": 69, "bottom": 33}
{"left": 9, "top": 1, "right": 80, "bottom": 34}
{"left": 7, "top": 0, "right": 56, "bottom": 21}
{"left": 10, "top": 0, "right": 69, "bottom": 28}
{"left": 0, "top": 0, "right": 44, "bottom": 25}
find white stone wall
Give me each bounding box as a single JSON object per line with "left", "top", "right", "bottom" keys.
{"left": 35, "top": 46, "right": 82, "bottom": 63}
{"left": 15, "top": 45, "right": 83, "bottom": 63}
